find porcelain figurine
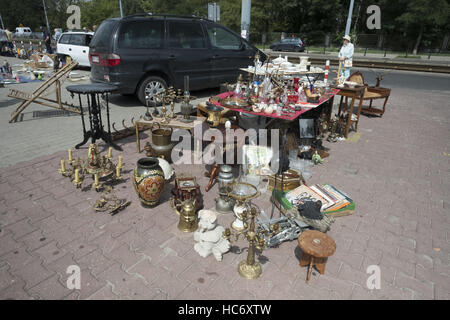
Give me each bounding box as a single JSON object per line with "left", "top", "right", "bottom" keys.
{"left": 264, "top": 104, "right": 275, "bottom": 114}
{"left": 193, "top": 210, "right": 231, "bottom": 261}
{"left": 252, "top": 103, "right": 262, "bottom": 113}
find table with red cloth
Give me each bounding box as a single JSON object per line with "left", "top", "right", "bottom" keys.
{"left": 208, "top": 88, "right": 340, "bottom": 122}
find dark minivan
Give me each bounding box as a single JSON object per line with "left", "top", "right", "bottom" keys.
{"left": 89, "top": 14, "right": 266, "bottom": 105}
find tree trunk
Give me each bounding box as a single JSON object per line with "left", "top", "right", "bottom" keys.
{"left": 413, "top": 26, "right": 424, "bottom": 55}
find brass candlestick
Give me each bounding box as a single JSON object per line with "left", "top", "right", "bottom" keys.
{"left": 223, "top": 205, "right": 269, "bottom": 279}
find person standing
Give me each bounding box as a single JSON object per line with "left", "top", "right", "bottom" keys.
{"left": 5, "top": 27, "right": 14, "bottom": 54}
{"left": 54, "top": 28, "right": 62, "bottom": 43}
{"left": 0, "top": 29, "right": 6, "bottom": 56}
{"left": 338, "top": 35, "right": 354, "bottom": 79}
{"left": 92, "top": 25, "right": 97, "bottom": 32}
{"left": 41, "top": 26, "right": 52, "bottom": 53}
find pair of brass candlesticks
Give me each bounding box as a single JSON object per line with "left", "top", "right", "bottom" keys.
{"left": 144, "top": 87, "right": 183, "bottom": 124}
{"left": 223, "top": 203, "right": 280, "bottom": 279}
{"left": 58, "top": 143, "right": 124, "bottom": 191}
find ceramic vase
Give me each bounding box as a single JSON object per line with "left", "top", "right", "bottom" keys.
{"left": 133, "top": 157, "right": 165, "bottom": 207}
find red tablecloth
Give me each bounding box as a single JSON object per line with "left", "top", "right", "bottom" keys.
{"left": 209, "top": 89, "right": 340, "bottom": 121}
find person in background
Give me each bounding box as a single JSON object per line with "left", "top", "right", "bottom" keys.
{"left": 92, "top": 25, "right": 97, "bottom": 32}
{"left": 41, "top": 26, "right": 52, "bottom": 53}
{"left": 5, "top": 27, "right": 14, "bottom": 52}
{"left": 338, "top": 34, "right": 354, "bottom": 79}
{"left": 54, "top": 28, "right": 62, "bottom": 43}
{"left": 0, "top": 29, "right": 6, "bottom": 56}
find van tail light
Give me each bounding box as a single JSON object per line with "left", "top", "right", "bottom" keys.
{"left": 89, "top": 53, "right": 121, "bottom": 67}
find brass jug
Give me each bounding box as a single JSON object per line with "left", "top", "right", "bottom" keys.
{"left": 172, "top": 198, "right": 198, "bottom": 232}
{"left": 205, "top": 104, "right": 224, "bottom": 128}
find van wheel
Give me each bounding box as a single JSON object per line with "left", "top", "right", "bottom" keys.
{"left": 137, "top": 76, "right": 168, "bottom": 106}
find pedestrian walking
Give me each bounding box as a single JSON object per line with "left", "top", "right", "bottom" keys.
{"left": 41, "top": 26, "right": 52, "bottom": 54}
{"left": 338, "top": 34, "right": 354, "bottom": 79}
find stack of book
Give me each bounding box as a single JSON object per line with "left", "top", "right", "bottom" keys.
{"left": 284, "top": 184, "right": 355, "bottom": 217}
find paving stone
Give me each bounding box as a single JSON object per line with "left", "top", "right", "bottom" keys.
{"left": 107, "top": 243, "right": 143, "bottom": 271}
{"left": 66, "top": 270, "right": 107, "bottom": 300}
{"left": 46, "top": 253, "right": 83, "bottom": 280}
{"left": 15, "top": 258, "right": 55, "bottom": 289}
{"left": 0, "top": 208, "right": 28, "bottom": 226}
{"left": 161, "top": 237, "right": 193, "bottom": 257}
{"left": 96, "top": 263, "right": 142, "bottom": 297}
{"left": 380, "top": 252, "right": 415, "bottom": 278}
{"left": 60, "top": 238, "right": 98, "bottom": 260}
{"left": 0, "top": 264, "right": 17, "bottom": 291}
{"left": 34, "top": 241, "right": 67, "bottom": 265}
{"left": 30, "top": 216, "right": 65, "bottom": 234}
{"left": 127, "top": 258, "right": 161, "bottom": 285}
{"left": 47, "top": 226, "right": 82, "bottom": 248}
{"left": 157, "top": 251, "right": 193, "bottom": 276}
{"left": 28, "top": 274, "right": 73, "bottom": 300}
{"left": 5, "top": 218, "right": 38, "bottom": 240}
{"left": 148, "top": 269, "right": 190, "bottom": 300}
{"left": 87, "top": 284, "right": 121, "bottom": 300}
{"left": 1, "top": 245, "right": 37, "bottom": 272}
{"left": 178, "top": 264, "right": 221, "bottom": 292}
{"left": 0, "top": 278, "right": 33, "bottom": 300}
{"left": 76, "top": 249, "right": 116, "bottom": 277}
{"left": 394, "top": 272, "right": 434, "bottom": 299}
{"left": 175, "top": 284, "right": 210, "bottom": 300}
{"left": 0, "top": 233, "right": 24, "bottom": 256}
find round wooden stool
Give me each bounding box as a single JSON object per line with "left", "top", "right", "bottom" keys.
{"left": 297, "top": 230, "right": 336, "bottom": 283}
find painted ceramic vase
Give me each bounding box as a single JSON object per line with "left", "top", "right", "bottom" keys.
{"left": 133, "top": 157, "right": 165, "bottom": 207}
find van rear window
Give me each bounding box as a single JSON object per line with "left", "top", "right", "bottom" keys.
{"left": 90, "top": 20, "right": 116, "bottom": 48}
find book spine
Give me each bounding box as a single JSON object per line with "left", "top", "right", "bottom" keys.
{"left": 328, "top": 185, "right": 354, "bottom": 204}
{"left": 317, "top": 184, "right": 338, "bottom": 202}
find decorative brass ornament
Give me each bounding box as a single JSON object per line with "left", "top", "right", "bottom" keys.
{"left": 223, "top": 205, "right": 275, "bottom": 279}
{"left": 93, "top": 186, "right": 131, "bottom": 215}
{"left": 59, "top": 144, "right": 123, "bottom": 191}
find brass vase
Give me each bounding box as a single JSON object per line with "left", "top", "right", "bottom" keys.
{"left": 133, "top": 157, "right": 165, "bottom": 207}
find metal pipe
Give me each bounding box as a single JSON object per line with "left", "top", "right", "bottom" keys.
{"left": 119, "top": 0, "right": 124, "bottom": 18}
{"left": 345, "top": 0, "right": 355, "bottom": 36}
{"left": 42, "top": 0, "right": 51, "bottom": 33}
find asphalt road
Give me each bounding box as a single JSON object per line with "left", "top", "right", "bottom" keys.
{"left": 0, "top": 55, "right": 449, "bottom": 169}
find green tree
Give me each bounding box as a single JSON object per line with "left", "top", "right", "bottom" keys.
{"left": 396, "top": 0, "right": 449, "bottom": 54}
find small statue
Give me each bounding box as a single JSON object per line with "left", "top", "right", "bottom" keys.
{"left": 193, "top": 210, "right": 231, "bottom": 261}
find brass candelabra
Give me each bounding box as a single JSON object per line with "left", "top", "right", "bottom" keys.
{"left": 223, "top": 204, "right": 279, "bottom": 279}
{"left": 58, "top": 143, "right": 123, "bottom": 191}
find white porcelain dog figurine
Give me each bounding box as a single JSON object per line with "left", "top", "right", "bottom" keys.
{"left": 194, "top": 210, "right": 230, "bottom": 261}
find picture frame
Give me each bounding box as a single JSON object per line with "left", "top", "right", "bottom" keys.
{"left": 299, "top": 118, "right": 315, "bottom": 139}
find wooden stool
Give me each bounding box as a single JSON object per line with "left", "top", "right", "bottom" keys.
{"left": 297, "top": 230, "right": 336, "bottom": 283}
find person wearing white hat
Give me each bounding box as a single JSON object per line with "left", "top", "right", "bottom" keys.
{"left": 338, "top": 35, "right": 354, "bottom": 79}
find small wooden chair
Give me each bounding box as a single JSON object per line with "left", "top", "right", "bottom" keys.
{"left": 347, "top": 71, "right": 391, "bottom": 117}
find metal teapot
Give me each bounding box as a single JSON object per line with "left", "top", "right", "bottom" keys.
{"left": 172, "top": 198, "right": 198, "bottom": 232}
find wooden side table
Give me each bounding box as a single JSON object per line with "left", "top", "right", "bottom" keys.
{"left": 297, "top": 230, "right": 336, "bottom": 283}
{"left": 334, "top": 86, "right": 365, "bottom": 138}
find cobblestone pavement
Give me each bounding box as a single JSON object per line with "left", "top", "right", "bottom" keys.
{"left": 0, "top": 56, "right": 449, "bottom": 299}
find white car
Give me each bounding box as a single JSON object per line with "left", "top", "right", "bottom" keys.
{"left": 15, "top": 27, "right": 32, "bottom": 38}
{"left": 57, "top": 31, "right": 94, "bottom": 67}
